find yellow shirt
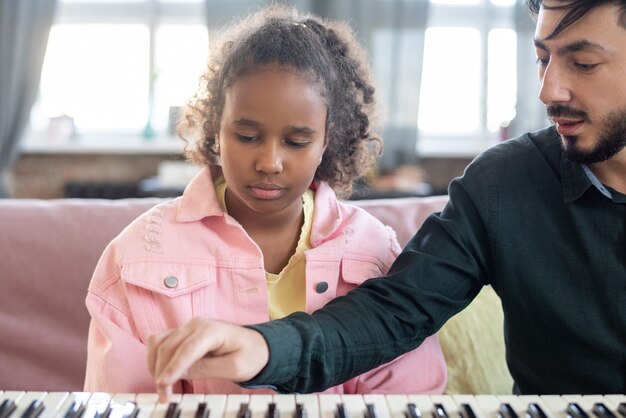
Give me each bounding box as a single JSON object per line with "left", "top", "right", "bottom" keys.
{"left": 215, "top": 178, "right": 313, "bottom": 320}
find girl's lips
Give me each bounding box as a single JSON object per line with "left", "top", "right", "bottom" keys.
{"left": 555, "top": 120, "right": 584, "bottom": 136}
{"left": 249, "top": 186, "right": 285, "bottom": 200}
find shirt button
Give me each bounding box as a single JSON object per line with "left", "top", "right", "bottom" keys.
{"left": 164, "top": 275, "right": 178, "bottom": 289}
{"left": 315, "top": 281, "right": 328, "bottom": 294}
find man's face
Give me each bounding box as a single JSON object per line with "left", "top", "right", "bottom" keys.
{"left": 534, "top": 2, "right": 626, "bottom": 164}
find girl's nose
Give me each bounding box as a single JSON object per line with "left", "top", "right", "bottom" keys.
{"left": 255, "top": 141, "right": 283, "bottom": 174}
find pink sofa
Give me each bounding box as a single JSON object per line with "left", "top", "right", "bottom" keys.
{"left": 0, "top": 195, "right": 512, "bottom": 394}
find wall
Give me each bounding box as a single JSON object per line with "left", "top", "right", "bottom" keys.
{"left": 9, "top": 153, "right": 184, "bottom": 199}
{"left": 8, "top": 153, "right": 473, "bottom": 199}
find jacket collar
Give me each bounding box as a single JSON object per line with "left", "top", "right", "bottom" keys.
{"left": 177, "top": 166, "right": 224, "bottom": 222}
{"left": 176, "top": 166, "right": 346, "bottom": 244}
{"left": 309, "top": 181, "right": 344, "bottom": 246}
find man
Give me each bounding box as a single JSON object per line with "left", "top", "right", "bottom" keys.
{"left": 147, "top": 0, "right": 626, "bottom": 397}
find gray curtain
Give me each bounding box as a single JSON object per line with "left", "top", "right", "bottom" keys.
{"left": 205, "top": 0, "right": 429, "bottom": 171}
{"left": 0, "top": 0, "right": 57, "bottom": 198}
{"left": 509, "top": 0, "right": 546, "bottom": 137}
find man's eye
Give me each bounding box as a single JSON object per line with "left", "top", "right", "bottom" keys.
{"left": 574, "top": 62, "right": 598, "bottom": 71}
{"left": 535, "top": 57, "right": 549, "bottom": 67}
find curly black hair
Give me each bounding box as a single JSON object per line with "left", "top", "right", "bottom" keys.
{"left": 526, "top": 0, "right": 626, "bottom": 38}
{"left": 178, "top": 5, "right": 381, "bottom": 198}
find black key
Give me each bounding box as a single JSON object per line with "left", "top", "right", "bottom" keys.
{"left": 499, "top": 403, "right": 519, "bottom": 418}
{"left": 335, "top": 403, "right": 348, "bottom": 418}
{"left": 21, "top": 400, "right": 45, "bottom": 418}
{"left": 592, "top": 403, "right": 616, "bottom": 418}
{"left": 123, "top": 403, "right": 140, "bottom": 418}
{"left": 617, "top": 404, "right": 626, "bottom": 418}
{"left": 365, "top": 404, "right": 378, "bottom": 418}
{"left": 0, "top": 399, "right": 17, "bottom": 418}
{"left": 97, "top": 404, "right": 113, "bottom": 418}
{"left": 460, "top": 404, "right": 477, "bottom": 418}
{"left": 63, "top": 401, "right": 86, "bottom": 418}
{"left": 406, "top": 403, "right": 421, "bottom": 418}
{"left": 237, "top": 404, "right": 250, "bottom": 418}
{"left": 266, "top": 403, "right": 279, "bottom": 418}
{"left": 432, "top": 403, "right": 448, "bottom": 418}
{"left": 527, "top": 403, "right": 548, "bottom": 418}
{"left": 567, "top": 403, "right": 590, "bottom": 418}
{"left": 165, "top": 403, "right": 181, "bottom": 418}
{"left": 295, "top": 403, "right": 307, "bottom": 418}
{"left": 195, "top": 402, "right": 209, "bottom": 418}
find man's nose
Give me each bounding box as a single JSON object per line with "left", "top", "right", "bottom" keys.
{"left": 538, "top": 63, "right": 572, "bottom": 105}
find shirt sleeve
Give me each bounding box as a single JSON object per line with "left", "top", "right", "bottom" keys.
{"left": 246, "top": 178, "right": 491, "bottom": 393}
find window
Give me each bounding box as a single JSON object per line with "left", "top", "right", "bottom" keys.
{"left": 28, "top": 0, "right": 525, "bottom": 158}
{"left": 28, "top": 0, "right": 208, "bottom": 148}
{"left": 416, "top": 0, "right": 518, "bottom": 156}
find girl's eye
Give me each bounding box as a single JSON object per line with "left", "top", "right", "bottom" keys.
{"left": 285, "top": 139, "right": 309, "bottom": 148}
{"left": 236, "top": 134, "right": 257, "bottom": 143}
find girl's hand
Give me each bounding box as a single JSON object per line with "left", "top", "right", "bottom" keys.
{"left": 147, "top": 318, "right": 269, "bottom": 402}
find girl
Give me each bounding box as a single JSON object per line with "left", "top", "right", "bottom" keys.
{"left": 85, "top": 5, "right": 446, "bottom": 395}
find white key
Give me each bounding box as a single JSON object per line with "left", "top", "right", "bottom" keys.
{"left": 429, "top": 394, "right": 460, "bottom": 418}
{"left": 318, "top": 394, "right": 342, "bottom": 418}
{"left": 83, "top": 392, "right": 113, "bottom": 418}
{"left": 39, "top": 392, "right": 70, "bottom": 418}
{"left": 224, "top": 395, "right": 250, "bottom": 418}
{"left": 406, "top": 395, "right": 433, "bottom": 417}
{"left": 295, "top": 394, "right": 320, "bottom": 418}
{"left": 180, "top": 394, "right": 206, "bottom": 418}
{"left": 474, "top": 395, "right": 502, "bottom": 418}
{"left": 203, "top": 395, "right": 227, "bottom": 418}
{"left": 11, "top": 391, "right": 46, "bottom": 418}
{"left": 341, "top": 395, "right": 366, "bottom": 418}
{"left": 381, "top": 394, "right": 409, "bottom": 418}
{"left": 248, "top": 395, "right": 272, "bottom": 418}
{"left": 152, "top": 394, "right": 182, "bottom": 418}
{"left": 454, "top": 394, "right": 489, "bottom": 418}
{"left": 53, "top": 392, "right": 93, "bottom": 418}
{"left": 539, "top": 395, "right": 570, "bottom": 418}
{"left": 362, "top": 394, "right": 391, "bottom": 418}
{"left": 273, "top": 395, "right": 296, "bottom": 418}
{"left": 133, "top": 394, "right": 158, "bottom": 418}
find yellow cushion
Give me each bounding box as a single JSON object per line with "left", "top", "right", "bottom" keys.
{"left": 437, "top": 286, "right": 514, "bottom": 394}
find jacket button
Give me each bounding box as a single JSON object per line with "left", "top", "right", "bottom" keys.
{"left": 164, "top": 275, "right": 178, "bottom": 288}
{"left": 315, "top": 281, "right": 328, "bottom": 293}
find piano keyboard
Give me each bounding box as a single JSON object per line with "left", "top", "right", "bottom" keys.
{"left": 1, "top": 392, "right": 625, "bottom": 418}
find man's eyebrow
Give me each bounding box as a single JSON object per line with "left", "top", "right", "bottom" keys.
{"left": 534, "top": 38, "right": 605, "bottom": 54}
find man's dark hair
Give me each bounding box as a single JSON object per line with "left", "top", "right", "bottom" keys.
{"left": 526, "top": 0, "right": 626, "bottom": 38}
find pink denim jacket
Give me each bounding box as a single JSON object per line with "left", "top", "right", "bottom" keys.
{"left": 85, "top": 167, "right": 447, "bottom": 394}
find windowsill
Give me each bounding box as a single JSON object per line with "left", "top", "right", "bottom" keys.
{"left": 417, "top": 137, "right": 500, "bottom": 159}
{"left": 20, "top": 134, "right": 185, "bottom": 155}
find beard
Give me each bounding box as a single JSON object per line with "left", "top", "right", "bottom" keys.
{"left": 547, "top": 104, "right": 626, "bottom": 164}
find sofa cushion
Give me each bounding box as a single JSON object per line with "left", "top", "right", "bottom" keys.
{"left": 0, "top": 198, "right": 159, "bottom": 391}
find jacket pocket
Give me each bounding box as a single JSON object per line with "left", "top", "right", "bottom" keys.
{"left": 340, "top": 258, "right": 385, "bottom": 285}
{"left": 121, "top": 262, "right": 216, "bottom": 298}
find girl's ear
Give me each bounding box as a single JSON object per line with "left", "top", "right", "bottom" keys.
{"left": 319, "top": 144, "right": 328, "bottom": 166}
{"left": 214, "top": 136, "right": 221, "bottom": 154}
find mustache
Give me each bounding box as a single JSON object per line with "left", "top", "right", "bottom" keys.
{"left": 546, "top": 104, "right": 590, "bottom": 121}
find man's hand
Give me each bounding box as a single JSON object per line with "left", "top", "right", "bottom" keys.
{"left": 147, "top": 318, "right": 269, "bottom": 402}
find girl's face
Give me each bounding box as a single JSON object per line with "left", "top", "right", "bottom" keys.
{"left": 218, "top": 66, "right": 328, "bottom": 220}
